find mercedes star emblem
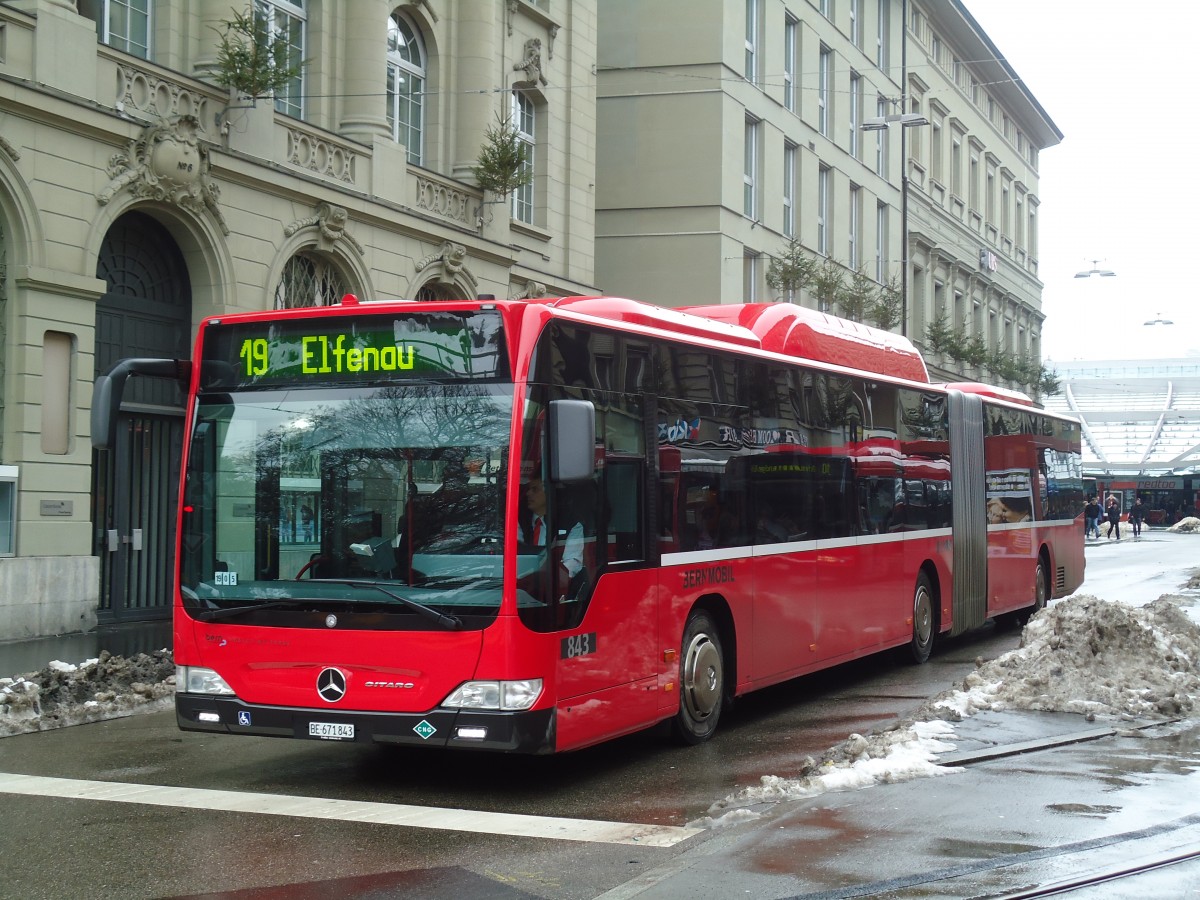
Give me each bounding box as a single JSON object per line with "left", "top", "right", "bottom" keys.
{"left": 316, "top": 667, "right": 347, "bottom": 703}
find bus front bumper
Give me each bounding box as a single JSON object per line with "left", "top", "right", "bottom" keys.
{"left": 176, "top": 695, "right": 556, "bottom": 753}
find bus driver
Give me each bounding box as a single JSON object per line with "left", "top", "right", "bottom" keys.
{"left": 518, "top": 478, "right": 585, "bottom": 601}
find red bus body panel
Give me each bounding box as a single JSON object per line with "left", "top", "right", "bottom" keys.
{"left": 166, "top": 296, "right": 1083, "bottom": 754}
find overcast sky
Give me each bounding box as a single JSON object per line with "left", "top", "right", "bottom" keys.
{"left": 962, "top": 1, "right": 1200, "bottom": 363}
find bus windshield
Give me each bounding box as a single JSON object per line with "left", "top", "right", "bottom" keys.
{"left": 179, "top": 383, "right": 513, "bottom": 627}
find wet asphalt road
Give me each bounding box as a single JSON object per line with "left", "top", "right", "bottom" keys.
{"left": 1, "top": 534, "right": 1199, "bottom": 899}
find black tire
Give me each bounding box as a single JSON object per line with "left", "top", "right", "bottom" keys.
{"left": 909, "top": 573, "right": 936, "bottom": 664}
{"left": 673, "top": 611, "right": 725, "bottom": 745}
{"left": 1000, "top": 556, "right": 1050, "bottom": 629}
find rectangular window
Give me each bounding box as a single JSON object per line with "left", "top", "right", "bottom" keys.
{"left": 876, "top": 202, "right": 888, "bottom": 282}
{"left": 0, "top": 467, "right": 15, "bottom": 556}
{"left": 817, "top": 164, "right": 830, "bottom": 256}
{"left": 848, "top": 185, "right": 861, "bottom": 269}
{"left": 744, "top": 0, "right": 759, "bottom": 83}
{"left": 783, "top": 141, "right": 797, "bottom": 237}
{"left": 969, "top": 150, "right": 980, "bottom": 212}
{"left": 986, "top": 165, "right": 996, "bottom": 226}
{"left": 744, "top": 252, "right": 759, "bottom": 304}
{"left": 1015, "top": 191, "right": 1025, "bottom": 248}
{"left": 99, "top": 0, "right": 150, "bottom": 59}
{"left": 876, "top": 0, "right": 889, "bottom": 70}
{"left": 512, "top": 90, "right": 536, "bottom": 224}
{"left": 850, "top": 0, "right": 862, "bottom": 48}
{"left": 849, "top": 72, "right": 861, "bottom": 158}
{"left": 951, "top": 135, "right": 963, "bottom": 197}
{"left": 744, "top": 116, "right": 759, "bottom": 219}
{"left": 818, "top": 46, "right": 831, "bottom": 137}
{"left": 1001, "top": 177, "right": 1011, "bottom": 238}
{"left": 930, "top": 116, "right": 943, "bottom": 184}
{"left": 875, "top": 96, "right": 889, "bottom": 177}
{"left": 257, "top": 0, "right": 306, "bottom": 118}
{"left": 783, "top": 14, "right": 798, "bottom": 112}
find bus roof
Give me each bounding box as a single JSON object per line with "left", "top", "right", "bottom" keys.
{"left": 552, "top": 298, "right": 930, "bottom": 384}
{"left": 675, "top": 302, "right": 929, "bottom": 383}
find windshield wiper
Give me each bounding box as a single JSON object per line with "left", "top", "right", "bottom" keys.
{"left": 192, "top": 598, "right": 312, "bottom": 622}
{"left": 310, "top": 579, "right": 463, "bottom": 630}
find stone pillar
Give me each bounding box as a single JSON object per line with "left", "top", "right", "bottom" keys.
{"left": 338, "top": 0, "right": 391, "bottom": 142}
{"left": 452, "top": 0, "right": 500, "bottom": 181}
{"left": 193, "top": 0, "right": 235, "bottom": 81}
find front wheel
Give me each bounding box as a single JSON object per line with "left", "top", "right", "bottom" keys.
{"left": 673, "top": 611, "right": 725, "bottom": 745}
{"left": 909, "top": 573, "right": 936, "bottom": 664}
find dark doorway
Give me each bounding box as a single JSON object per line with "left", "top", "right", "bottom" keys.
{"left": 91, "top": 211, "right": 192, "bottom": 621}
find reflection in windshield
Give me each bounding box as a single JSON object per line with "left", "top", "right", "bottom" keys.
{"left": 180, "top": 384, "right": 512, "bottom": 621}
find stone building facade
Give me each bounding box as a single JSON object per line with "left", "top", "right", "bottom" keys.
{"left": 0, "top": 0, "right": 597, "bottom": 636}
{"left": 594, "top": 0, "right": 1060, "bottom": 389}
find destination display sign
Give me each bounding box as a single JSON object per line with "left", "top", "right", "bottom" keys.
{"left": 199, "top": 310, "right": 508, "bottom": 389}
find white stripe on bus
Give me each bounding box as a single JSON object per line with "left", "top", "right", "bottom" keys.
{"left": 0, "top": 772, "right": 702, "bottom": 847}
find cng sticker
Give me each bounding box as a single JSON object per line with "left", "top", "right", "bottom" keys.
{"left": 413, "top": 720, "right": 437, "bottom": 740}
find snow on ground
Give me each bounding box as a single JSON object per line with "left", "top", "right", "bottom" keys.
{"left": 0, "top": 650, "right": 174, "bottom": 738}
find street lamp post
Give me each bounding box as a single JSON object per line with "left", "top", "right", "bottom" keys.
{"left": 861, "top": 107, "right": 927, "bottom": 337}
{"left": 861, "top": 2, "right": 927, "bottom": 338}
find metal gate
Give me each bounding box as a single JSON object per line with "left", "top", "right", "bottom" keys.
{"left": 91, "top": 212, "right": 192, "bottom": 620}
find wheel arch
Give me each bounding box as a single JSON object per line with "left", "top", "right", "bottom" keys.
{"left": 918, "top": 559, "right": 944, "bottom": 635}
{"left": 691, "top": 592, "right": 737, "bottom": 702}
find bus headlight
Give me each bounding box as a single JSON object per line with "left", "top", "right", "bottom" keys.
{"left": 176, "top": 665, "right": 235, "bottom": 696}
{"left": 443, "top": 679, "right": 543, "bottom": 711}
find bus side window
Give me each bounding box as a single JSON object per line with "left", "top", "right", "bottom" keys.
{"left": 605, "top": 458, "right": 644, "bottom": 563}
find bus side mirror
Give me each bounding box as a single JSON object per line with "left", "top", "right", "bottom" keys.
{"left": 91, "top": 358, "right": 190, "bottom": 450}
{"left": 548, "top": 399, "right": 595, "bottom": 483}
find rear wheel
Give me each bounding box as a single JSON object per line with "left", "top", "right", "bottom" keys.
{"left": 673, "top": 611, "right": 725, "bottom": 745}
{"left": 999, "top": 556, "right": 1050, "bottom": 629}
{"left": 909, "top": 573, "right": 936, "bottom": 664}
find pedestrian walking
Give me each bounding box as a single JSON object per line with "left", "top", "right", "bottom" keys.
{"left": 1130, "top": 497, "right": 1146, "bottom": 538}
{"left": 1083, "top": 495, "right": 1101, "bottom": 540}
{"left": 1105, "top": 496, "right": 1121, "bottom": 540}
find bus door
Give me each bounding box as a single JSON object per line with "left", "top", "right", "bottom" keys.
{"left": 949, "top": 390, "right": 987, "bottom": 634}
{"left": 527, "top": 387, "right": 659, "bottom": 746}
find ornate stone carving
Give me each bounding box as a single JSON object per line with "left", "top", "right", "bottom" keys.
{"left": 115, "top": 64, "right": 210, "bottom": 128}
{"left": 0, "top": 134, "right": 19, "bottom": 161}
{"left": 284, "top": 201, "right": 364, "bottom": 256}
{"left": 514, "top": 38, "right": 548, "bottom": 86}
{"left": 512, "top": 280, "right": 547, "bottom": 300}
{"left": 412, "top": 241, "right": 477, "bottom": 297}
{"left": 415, "top": 242, "right": 467, "bottom": 284}
{"left": 287, "top": 128, "right": 356, "bottom": 184}
{"left": 97, "top": 115, "right": 229, "bottom": 235}
{"left": 414, "top": 175, "right": 471, "bottom": 225}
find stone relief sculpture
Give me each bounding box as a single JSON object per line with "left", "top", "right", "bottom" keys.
{"left": 97, "top": 115, "right": 229, "bottom": 235}
{"left": 514, "top": 38, "right": 548, "bottom": 86}
{"left": 284, "top": 201, "right": 365, "bottom": 255}
{"left": 415, "top": 241, "right": 468, "bottom": 283}
{"left": 512, "top": 280, "right": 548, "bottom": 300}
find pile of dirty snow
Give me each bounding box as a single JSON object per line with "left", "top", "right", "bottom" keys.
{"left": 933, "top": 595, "right": 1200, "bottom": 721}
{"left": 1171, "top": 516, "right": 1200, "bottom": 534}
{"left": 695, "top": 719, "right": 962, "bottom": 827}
{"left": 0, "top": 650, "right": 175, "bottom": 737}
{"left": 698, "top": 592, "right": 1200, "bottom": 827}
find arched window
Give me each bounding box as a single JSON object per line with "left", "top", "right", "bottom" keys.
{"left": 274, "top": 252, "right": 348, "bottom": 309}
{"left": 387, "top": 12, "right": 426, "bottom": 166}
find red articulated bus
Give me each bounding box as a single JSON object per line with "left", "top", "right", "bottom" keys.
{"left": 91, "top": 295, "right": 1084, "bottom": 753}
